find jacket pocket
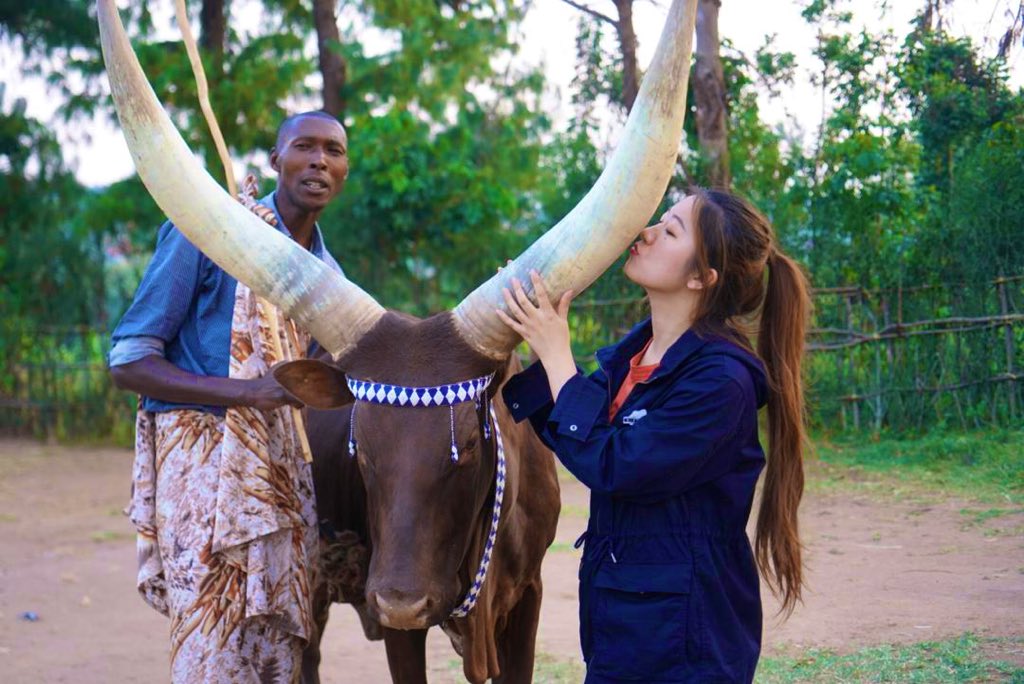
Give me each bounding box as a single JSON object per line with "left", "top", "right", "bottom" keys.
{"left": 588, "top": 562, "right": 692, "bottom": 680}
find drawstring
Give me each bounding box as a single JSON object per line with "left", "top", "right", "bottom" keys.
{"left": 575, "top": 531, "right": 618, "bottom": 564}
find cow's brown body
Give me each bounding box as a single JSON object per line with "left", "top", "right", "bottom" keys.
{"left": 297, "top": 313, "right": 561, "bottom": 683}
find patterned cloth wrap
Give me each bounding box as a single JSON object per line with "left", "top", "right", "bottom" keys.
{"left": 125, "top": 177, "right": 319, "bottom": 682}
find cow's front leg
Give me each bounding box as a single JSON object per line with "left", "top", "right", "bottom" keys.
{"left": 494, "top": 580, "right": 543, "bottom": 684}
{"left": 384, "top": 627, "right": 428, "bottom": 684}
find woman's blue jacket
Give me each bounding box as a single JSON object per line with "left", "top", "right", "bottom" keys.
{"left": 503, "top": 319, "right": 769, "bottom": 683}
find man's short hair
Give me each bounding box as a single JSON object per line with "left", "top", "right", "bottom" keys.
{"left": 275, "top": 110, "right": 345, "bottom": 147}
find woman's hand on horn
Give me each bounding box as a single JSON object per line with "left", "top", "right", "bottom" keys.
{"left": 496, "top": 271, "right": 578, "bottom": 401}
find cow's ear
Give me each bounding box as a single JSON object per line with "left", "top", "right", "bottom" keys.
{"left": 273, "top": 359, "right": 353, "bottom": 409}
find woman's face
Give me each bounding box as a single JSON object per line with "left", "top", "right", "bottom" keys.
{"left": 624, "top": 195, "right": 709, "bottom": 294}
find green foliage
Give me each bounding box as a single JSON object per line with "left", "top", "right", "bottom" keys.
{"left": 0, "top": 0, "right": 95, "bottom": 56}
{"left": 896, "top": 25, "right": 1022, "bottom": 287}
{"left": 58, "top": 7, "right": 314, "bottom": 183}
{"left": 315, "top": 0, "right": 551, "bottom": 313}
{"left": 945, "top": 117, "right": 1024, "bottom": 283}
{"left": 0, "top": 89, "right": 96, "bottom": 356}
{"left": 899, "top": 29, "right": 1016, "bottom": 194}
{"left": 756, "top": 633, "right": 1024, "bottom": 683}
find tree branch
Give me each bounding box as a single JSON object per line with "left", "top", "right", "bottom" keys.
{"left": 558, "top": 0, "right": 616, "bottom": 25}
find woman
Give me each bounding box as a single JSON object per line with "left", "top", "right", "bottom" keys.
{"left": 497, "top": 189, "right": 810, "bottom": 683}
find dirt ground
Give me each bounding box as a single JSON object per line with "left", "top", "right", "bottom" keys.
{"left": 0, "top": 439, "right": 1021, "bottom": 683}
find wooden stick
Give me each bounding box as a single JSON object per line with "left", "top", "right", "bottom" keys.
{"left": 174, "top": 0, "right": 236, "bottom": 196}
{"left": 260, "top": 297, "right": 312, "bottom": 463}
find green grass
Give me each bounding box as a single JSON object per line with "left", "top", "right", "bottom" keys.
{"left": 446, "top": 652, "right": 584, "bottom": 683}
{"left": 560, "top": 504, "right": 589, "bottom": 518}
{"left": 958, "top": 507, "right": 1024, "bottom": 537}
{"left": 811, "top": 429, "right": 1024, "bottom": 504}
{"left": 442, "top": 635, "right": 1023, "bottom": 683}
{"left": 757, "top": 633, "right": 1024, "bottom": 683}
{"left": 547, "top": 541, "right": 582, "bottom": 554}
{"left": 532, "top": 651, "right": 586, "bottom": 683}
{"left": 90, "top": 529, "right": 133, "bottom": 543}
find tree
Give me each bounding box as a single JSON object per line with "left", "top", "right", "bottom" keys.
{"left": 200, "top": 0, "right": 227, "bottom": 68}
{"left": 558, "top": 0, "right": 640, "bottom": 111}
{"left": 313, "top": 0, "right": 346, "bottom": 116}
{"left": 692, "top": 0, "right": 729, "bottom": 188}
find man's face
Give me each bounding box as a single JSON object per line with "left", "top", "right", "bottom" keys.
{"left": 270, "top": 117, "right": 349, "bottom": 213}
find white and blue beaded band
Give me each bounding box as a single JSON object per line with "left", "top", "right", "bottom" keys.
{"left": 345, "top": 373, "right": 496, "bottom": 461}
{"left": 346, "top": 374, "right": 495, "bottom": 407}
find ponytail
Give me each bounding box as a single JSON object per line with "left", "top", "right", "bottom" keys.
{"left": 755, "top": 248, "right": 811, "bottom": 615}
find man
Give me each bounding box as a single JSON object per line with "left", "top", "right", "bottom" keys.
{"left": 109, "top": 111, "right": 348, "bottom": 683}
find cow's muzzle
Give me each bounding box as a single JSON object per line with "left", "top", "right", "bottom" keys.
{"left": 368, "top": 589, "right": 442, "bottom": 630}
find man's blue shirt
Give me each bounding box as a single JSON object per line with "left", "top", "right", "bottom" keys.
{"left": 110, "top": 192, "right": 342, "bottom": 415}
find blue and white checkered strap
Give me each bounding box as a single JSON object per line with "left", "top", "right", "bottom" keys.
{"left": 346, "top": 373, "right": 495, "bottom": 408}
{"left": 345, "top": 372, "right": 496, "bottom": 462}
{"left": 449, "top": 404, "right": 506, "bottom": 619}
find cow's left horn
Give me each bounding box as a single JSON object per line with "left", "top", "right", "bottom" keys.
{"left": 97, "top": 0, "right": 384, "bottom": 358}
{"left": 453, "top": 0, "right": 698, "bottom": 359}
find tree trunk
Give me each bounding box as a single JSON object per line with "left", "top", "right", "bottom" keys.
{"left": 200, "top": 0, "right": 226, "bottom": 70}
{"left": 693, "top": 0, "right": 730, "bottom": 188}
{"left": 313, "top": 0, "right": 346, "bottom": 117}
{"left": 612, "top": 0, "right": 639, "bottom": 112}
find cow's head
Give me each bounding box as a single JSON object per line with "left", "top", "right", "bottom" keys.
{"left": 97, "top": 0, "right": 698, "bottom": 628}
{"left": 275, "top": 312, "right": 507, "bottom": 628}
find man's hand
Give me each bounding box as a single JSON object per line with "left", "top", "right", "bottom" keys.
{"left": 247, "top": 369, "right": 304, "bottom": 411}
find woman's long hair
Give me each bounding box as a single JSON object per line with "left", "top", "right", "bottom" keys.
{"left": 689, "top": 188, "right": 811, "bottom": 616}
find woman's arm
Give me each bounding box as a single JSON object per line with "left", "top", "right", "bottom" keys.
{"left": 540, "top": 368, "right": 746, "bottom": 501}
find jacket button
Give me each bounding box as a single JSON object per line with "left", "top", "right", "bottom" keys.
{"left": 512, "top": 402, "right": 519, "bottom": 410}
{"left": 569, "top": 424, "right": 578, "bottom": 432}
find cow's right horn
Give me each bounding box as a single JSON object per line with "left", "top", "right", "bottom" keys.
{"left": 453, "top": 0, "right": 698, "bottom": 359}
{"left": 97, "top": 0, "right": 384, "bottom": 359}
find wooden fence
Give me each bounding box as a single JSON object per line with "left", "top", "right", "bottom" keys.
{"left": 1, "top": 274, "right": 1021, "bottom": 440}
{"left": 571, "top": 274, "right": 1023, "bottom": 433}
{"left": 806, "top": 274, "right": 1023, "bottom": 431}
{"left": 0, "top": 326, "right": 135, "bottom": 442}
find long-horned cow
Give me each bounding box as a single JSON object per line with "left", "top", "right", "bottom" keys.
{"left": 96, "top": 0, "right": 698, "bottom": 680}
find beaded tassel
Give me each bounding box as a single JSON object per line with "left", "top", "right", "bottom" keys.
{"left": 449, "top": 405, "right": 459, "bottom": 462}
{"left": 348, "top": 403, "right": 357, "bottom": 457}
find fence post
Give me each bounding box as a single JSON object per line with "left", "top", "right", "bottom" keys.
{"left": 844, "top": 293, "right": 857, "bottom": 432}
{"left": 997, "top": 275, "right": 1017, "bottom": 424}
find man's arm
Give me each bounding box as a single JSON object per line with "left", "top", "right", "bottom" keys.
{"left": 109, "top": 222, "right": 300, "bottom": 412}
{"left": 111, "top": 355, "right": 300, "bottom": 411}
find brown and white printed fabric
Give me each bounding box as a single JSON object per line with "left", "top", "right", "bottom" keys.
{"left": 126, "top": 280, "right": 318, "bottom": 682}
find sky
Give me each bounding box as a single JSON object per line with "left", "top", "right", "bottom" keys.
{"left": 3, "top": 0, "right": 1021, "bottom": 188}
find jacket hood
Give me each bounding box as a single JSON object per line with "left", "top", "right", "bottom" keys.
{"left": 708, "top": 338, "right": 769, "bottom": 409}
{"left": 597, "top": 318, "right": 769, "bottom": 409}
